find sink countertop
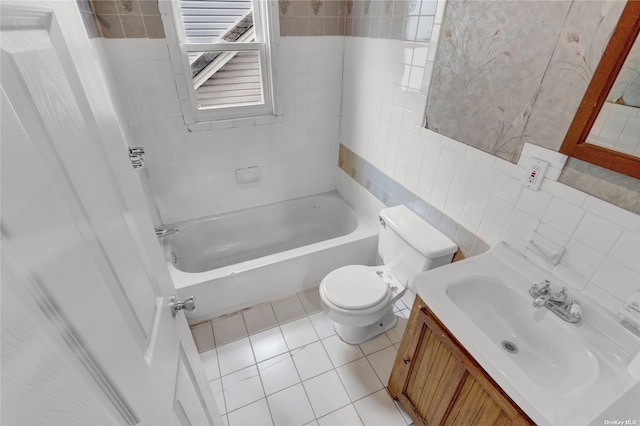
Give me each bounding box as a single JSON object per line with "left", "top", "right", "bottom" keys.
{"left": 412, "top": 243, "right": 640, "bottom": 426}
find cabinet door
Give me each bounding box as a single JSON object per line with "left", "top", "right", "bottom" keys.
{"left": 389, "top": 298, "right": 467, "bottom": 425}
{"left": 389, "top": 297, "right": 533, "bottom": 426}
{"left": 442, "top": 374, "right": 518, "bottom": 426}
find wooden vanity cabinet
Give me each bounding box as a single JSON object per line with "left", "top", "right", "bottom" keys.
{"left": 388, "top": 296, "right": 534, "bottom": 426}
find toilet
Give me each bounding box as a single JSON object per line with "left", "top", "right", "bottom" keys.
{"left": 319, "top": 205, "right": 458, "bottom": 344}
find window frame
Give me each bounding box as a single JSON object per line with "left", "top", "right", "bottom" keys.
{"left": 160, "top": 0, "right": 278, "bottom": 124}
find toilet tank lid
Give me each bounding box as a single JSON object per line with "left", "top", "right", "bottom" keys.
{"left": 380, "top": 205, "right": 458, "bottom": 259}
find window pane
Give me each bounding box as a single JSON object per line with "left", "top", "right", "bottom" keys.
{"left": 179, "top": 0, "right": 253, "bottom": 43}
{"left": 193, "top": 50, "right": 264, "bottom": 110}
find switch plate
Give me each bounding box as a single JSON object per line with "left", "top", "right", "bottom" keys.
{"left": 522, "top": 158, "right": 549, "bottom": 191}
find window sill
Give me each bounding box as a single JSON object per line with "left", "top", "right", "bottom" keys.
{"left": 185, "top": 113, "right": 284, "bottom": 132}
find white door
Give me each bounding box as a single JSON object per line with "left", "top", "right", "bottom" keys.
{"left": 0, "top": 2, "right": 220, "bottom": 425}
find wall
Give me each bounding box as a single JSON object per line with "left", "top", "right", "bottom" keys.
{"left": 337, "top": 0, "right": 640, "bottom": 318}
{"left": 79, "top": 1, "right": 345, "bottom": 224}
{"left": 81, "top": 1, "right": 639, "bottom": 219}
{"left": 426, "top": 0, "right": 639, "bottom": 213}
{"left": 99, "top": 36, "right": 343, "bottom": 223}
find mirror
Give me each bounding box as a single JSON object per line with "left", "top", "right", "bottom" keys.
{"left": 588, "top": 35, "right": 640, "bottom": 156}
{"left": 560, "top": 1, "right": 640, "bottom": 179}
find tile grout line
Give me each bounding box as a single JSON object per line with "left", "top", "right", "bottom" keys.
{"left": 200, "top": 291, "right": 411, "bottom": 425}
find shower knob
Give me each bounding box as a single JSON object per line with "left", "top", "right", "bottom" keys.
{"left": 170, "top": 295, "right": 196, "bottom": 318}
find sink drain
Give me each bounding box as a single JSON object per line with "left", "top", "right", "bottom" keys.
{"left": 501, "top": 340, "right": 518, "bottom": 354}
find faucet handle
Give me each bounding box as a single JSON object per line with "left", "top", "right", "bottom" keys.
{"left": 534, "top": 280, "right": 551, "bottom": 294}
{"left": 569, "top": 300, "right": 582, "bottom": 320}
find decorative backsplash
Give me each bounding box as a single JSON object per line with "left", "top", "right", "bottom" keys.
{"left": 280, "top": 0, "right": 438, "bottom": 40}
{"left": 78, "top": 0, "right": 165, "bottom": 39}
{"left": 80, "top": 0, "right": 436, "bottom": 40}
{"left": 278, "top": 0, "right": 347, "bottom": 36}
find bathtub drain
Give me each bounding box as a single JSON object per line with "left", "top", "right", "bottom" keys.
{"left": 501, "top": 340, "right": 518, "bottom": 354}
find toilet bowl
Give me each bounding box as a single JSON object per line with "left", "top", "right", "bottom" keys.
{"left": 320, "top": 265, "right": 404, "bottom": 343}
{"left": 320, "top": 205, "right": 457, "bottom": 344}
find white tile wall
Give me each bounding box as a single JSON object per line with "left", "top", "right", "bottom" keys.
{"left": 338, "top": 36, "right": 640, "bottom": 318}
{"left": 101, "top": 37, "right": 344, "bottom": 223}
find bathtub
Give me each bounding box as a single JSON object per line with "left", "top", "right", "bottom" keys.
{"left": 164, "top": 191, "right": 378, "bottom": 323}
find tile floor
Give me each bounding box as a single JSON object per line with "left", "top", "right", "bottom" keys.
{"left": 190, "top": 287, "right": 414, "bottom": 426}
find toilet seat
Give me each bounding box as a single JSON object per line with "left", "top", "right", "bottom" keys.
{"left": 322, "top": 265, "right": 389, "bottom": 310}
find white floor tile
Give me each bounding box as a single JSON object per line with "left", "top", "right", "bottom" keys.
{"left": 366, "top": 345, "right": 398, "bottom": 385}
{"left": 200, "top": 348, "right": 220, "bottom": 381}
{"left": 267, "top": 383, "right": 315, "bottom": 426}
{"left": 321, "top": 335, "right": 364, "bottom": 367}
{"left": 385, "top": 315, "right": 408, "bottom": 344}
{"left": 291, "top": 341, "right": 333, "bottom": 381}
{"left": 217, "top": 337, "right": 256, "bottom": 376}
{"left": 394, "top": 300, "right": 408, "bottom": 312}
{"left": 272, "top": 295, "right": 307, "bottom": 324}
{"left": 299, "top": 288, "right": 322, "bottom": 314}
{"left": 243, "top": 304, "right": 279, "bottom": 335}
{"left": 303, "top": 370, "right": 351, "bottom": 418}
{"left": 208, "top": 378, "right": 226, "bottom": 415}
{"left": 222, "top": 365, "right": 265, "bottom": 412}
{"left": 250, "top": 326, "right": 288, "bottom": 363}
{"left": 336, "top": 358, "right": 383, "bottom": 401}
{"left": 317, "top": 404, "right": 363, "bottom": 426}
{"left": 308, "top": 312, "right": 336, "bottom": 339}
{"left": 258, "top": 353, "right": 300, "bottom": 396}
{"left": 281, "top": 317, "right": 319, "bottom": 350}
{"left": 213, "top": 313, "right": 248, "bottom": 346}
{"left": 227, "top": 398, "right": 273, "bottom": 426}
{"left": 353, "top": 389, "right": 407, "bottom": 426}
{"left": 359, "top": 333, "right": 393, "bottom": 356}
{"left": 199, "top": 291, "right": 412, "bottom": 426}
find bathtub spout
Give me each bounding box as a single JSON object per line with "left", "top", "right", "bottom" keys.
{"left": 155, "top": 227, "right": 179, "bottom": 238}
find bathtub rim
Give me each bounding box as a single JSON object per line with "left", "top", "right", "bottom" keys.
{"left": 162, "top": 191, "right": 378, "bottom": 290}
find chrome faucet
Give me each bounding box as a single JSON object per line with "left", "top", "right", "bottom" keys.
{"left": 155, "top": 227, "right": 179, "bottom": 238}
{"left": 529, "top": 280, "right": 581, "bottom": 323}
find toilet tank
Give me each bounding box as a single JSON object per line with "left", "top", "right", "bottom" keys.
{"left": 378, "top": 205, "right": 458, "bottom": 285}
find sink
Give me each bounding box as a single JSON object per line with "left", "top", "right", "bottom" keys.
{"left": 446, "top": 276, "right": 599, "bottom": 395}
{"left": 413, "top": 243, "right": 639, "bottom": 425}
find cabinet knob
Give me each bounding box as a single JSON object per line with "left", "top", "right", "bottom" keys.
{"left": 403, "top": 358, "right": 410, "bottom": 365}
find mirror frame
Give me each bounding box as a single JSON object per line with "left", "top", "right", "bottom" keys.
{"left": 559, "top": 1, "right": 640, "bottom": 179}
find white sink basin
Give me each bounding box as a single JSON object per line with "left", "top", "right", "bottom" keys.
{"left": 413, "top": 243, "right": 639, "bottom": 426}
{"left": 447, "top": 277, "right": 598, "bottom": 395}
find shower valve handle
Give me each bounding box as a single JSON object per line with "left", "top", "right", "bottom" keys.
{"left": 170, "top": 295, "right": 196, "bottom": 318}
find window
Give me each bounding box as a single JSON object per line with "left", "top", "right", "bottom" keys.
{"left": 162, "top": 0, "right": 277, "bottom": 123}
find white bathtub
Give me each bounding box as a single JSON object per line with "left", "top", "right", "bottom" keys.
{"left": 164, "top": 191, "right": 378, "bottom": 323}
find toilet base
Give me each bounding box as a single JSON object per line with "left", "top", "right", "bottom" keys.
{"left": 333, "top": 308, "right": 398, "bottom": 344}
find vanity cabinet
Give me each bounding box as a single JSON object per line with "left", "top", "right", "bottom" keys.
{"left": 388, "top": 296, "right": 534, "bottom": 426}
